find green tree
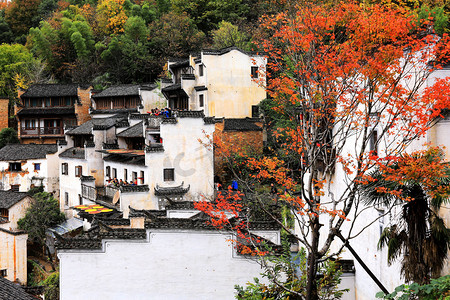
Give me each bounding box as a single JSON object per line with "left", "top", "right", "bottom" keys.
{"left": 171, "top": 0, "right": 249, "bottom": 32}
{"left": 0, "top": 43, "right": 41, "bottom": 101}
{"left": 4, "top": 0, "right": 41, "bottom": 38}
{"left": 211, "top": 21, "right": 252, "bottom": 50}
{"left": 0, "top": 12, "right": 14, "bottom": 44}
{"left": 376, "top": 275, "right": 450, "bottom": 300}
{"left": 18, "top": 192, "right": 65, "bottom": 248}
{"left": 361, "top": 148, "right": 450, "bottom": 284}
{"left": 0, "top": 128, "right": 19, "bottom": 148}
{"left": 148, "top": 12, "right": 205, "bottom": 74}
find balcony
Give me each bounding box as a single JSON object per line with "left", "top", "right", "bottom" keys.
{"left": 21, "top": 127, "right": 64, "bottom": 137}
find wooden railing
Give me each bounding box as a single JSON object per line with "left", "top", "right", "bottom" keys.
{"left": 21, "top": 127, "right": 63, "bottom": 136}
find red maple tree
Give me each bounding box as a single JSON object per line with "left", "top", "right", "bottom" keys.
{"left": 196, "top": 2, "right": 450, "bottom": 299}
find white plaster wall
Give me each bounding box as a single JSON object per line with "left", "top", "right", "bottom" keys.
{"left": 59, "top": 157, "right": 88, "bottom": 217}
{"left": 202, "top": 50, "right": 266, "bottom": 118}
{"left": 148, "top": 117, "right": 215, "bottom": 202}
{"left": 0, "top": 230, "right": 28, "bottom": 284}
{"left": 0, "top": 158, "right": 51, "bottom": 192}
{"left": 0, "top": 197, "right": 32, "bottom": 231}
{"left": 59, "top": 230, "right": 269, "bottom": 300}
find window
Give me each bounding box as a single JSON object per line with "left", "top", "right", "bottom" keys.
{"left": 62, "top": 163, "right": 68, "bottom": 175}
{"left": 132, "top": 172, "right": 137, "bottom": 182}
{"left": 369, "top": 129, "right": 378, "bottom": 156}
{"left": 140, "top": 171, "right": 144, "bottom": 184}
{"left": 65, "top": 192, "right": 69, "bottom": 206}
{"left": 9, "top": 162, "right": 21, "bottom": 172}
{"left": 163, "top": 168, "right": 175, "bottom": 181}
{"left": 34, "top": 163, "right": 40, "bottom": 171}
{"left": 106, "top": 166, "right": 110, "bottom": 178}
{"left": 75, "top": 166, "right": 82, "bottom": 177}
{"left": 79, "top": 194, "right": 83, "bottom": 205}
{"left": 124, "top": 169, "right": 128, "bottom": 181}
{"left": 252, "top": 105, "right": 259, "bottom": 118}
{"left": 199, "top": 94, "right": 204, "bottom": 107}
{"left": 0, "top": 208, "right": 8, "bottom": 221}
{"left": 0, "top": 269, "right": 7, "bottom": 277}
{"left": 113, "top": 168, "right": 117, "bottom": 178}
{"left": 251, "top": 66, "right": 258, "bottom": 78}
{"left": 10, "top": 185, "right": 20, "bottom": 192}
{"left": 25, "top": 119, "right": 36, "bottom": 129}
{"left": 199, "top": 64, "right": 204, "bottom": 76}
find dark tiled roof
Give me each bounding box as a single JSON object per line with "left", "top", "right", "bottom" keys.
{"left": 56, "top": 225, "right": 147, "bottom": 250}
{"left": 120, "top": 185, "right": 149, "bottom": 193}
{"left": 103, "top": 143, "right": 119, "bottom": 149}
{"left": 90, "top": 108, "right": 137, "bottom": 114}
{"left": 93, "top": 217, "right": 130, "bottom": 226}
{"left": 166, "top": 200, "right": 196, "bottom": 210}
{"left": 161, "top": 83, "right": 181, "bottom": 92}
{"left": 154, "top": 182, "right": 190, "bottom": 196}
{"left": 0, "top": 191, "right": 29, "bottom": 209}
{"left": 169, "top": 60, "right": 189, "bottom": 68}
{"left": 21, "top": 84, "right": 79, "bottom": 98}
{"left": 194, "top": 86, "right": 207, "bottom": 91}
{"left": 203, "top": 117, "right": 217, "bottom": 124}
{"left": 67, "top": 118, "right": 119, "bottom": 135}
{"left": 0, "top": 144, "right": 57, "bottom": 161}
{"left": 0, "top": 277, "right": 36, "bottom": 300}
{"left": 202, "top": 46, "right": 263, "bottom": 57}
{"left": 177, "top": 110, "right": 204, "bottom": 118}
{"left": 80, "top": 175, "right": 95, "bottom": 182}
{"left": 85, "top": 141, "right": 95, "bottom": 148}
{"left": 17, "top": 107, "right": 75, "bottom": 116}
{"left": 161, "top": 117, "right": 177, "bottom": 124}
{"left": 223, "top": 118, "right": 262, "bottom": 131}
{"left": 59, "top": 147, "right": 85, "bottom": 159}
{"left": 145, "top": 144, "right": 164, "bottom": 152}
{"left": 0, "top": 227, "right": 27, "bottom": 235}
{"left": 146, "top": 218, "right": 216, "bottom": 230}
{"left": 92, "top": 85, "right": 141, "bottom": 98}
{"left": 181, "top": 74, "right": 195, "bottom": 80}
{"left": 161, "top": 78, "right": 173, "bottom": 84}
{"left": 103, "top": 154, "right": 145, "bottom": 165}
{"left": 116, "top": 122, "right": 143, "bottom": 138}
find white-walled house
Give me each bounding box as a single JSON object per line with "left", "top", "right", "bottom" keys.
{"left": 0, "top": 191, "right": 32, "bottom": 285}
{"left": 57, "top": 202, "right": 280, "bottom": 300}
{"left": 0, "top": 144, "right": 60, "bottom": 195}
{"left": 162, "top": 47, "right": 267, "bottom": 118}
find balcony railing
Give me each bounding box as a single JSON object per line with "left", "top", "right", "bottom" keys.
{"left": 21, "top": 127, "right": 63, "bottom": 137}
{"left": 81, "top": 184, "right": 119, "bottom": 203}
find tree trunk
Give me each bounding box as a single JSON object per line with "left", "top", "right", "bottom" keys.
{"left": 306, "top": 219, "right": 320, "bottom": 300}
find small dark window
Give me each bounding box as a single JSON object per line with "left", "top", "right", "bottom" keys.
{"left": 9, "top": 162, "right": 21, "bottom": 172}
{"left": 252, "top": 105, "right": 259, "bottom": 118}
{"left": 0, "top": 208, "right": 8, "bottom": 221}
{"left": 62, "top": 163, "right": 68, "bottom": 175}
{"left": 251, "top": 66, "right": 258, "bottom": 78}
{"left": 10, "top": 185, "right": 20, "bottom": 192}
{"left": 65, "top": 192, "right": 69, "bottom": 206}
{"left": 199, "top": 64, "right": 204, "bottom": 77}
{"left": 199, "top": 94, "right": 204, "bottom": 107}
{"left": 163, "top": 168, "right": 175, "bottom": 181}
{"left": 79, "top": 194, "right": 82, "bottom": 205}
{"left": 34, "top": 163, "right": 40, "bottom": 171}
{"left": 25, "top": 119, "right": 36, "bottom": 129}
{"left": 140, "top": 171, "right": 144, "bottom": 184}
{"left": 106, "top": 166, "right": 111, "bottom": 177}
{"left": 113, "top": 168, "right": 117, "bottom": 178}
{"left": 0, "top": 269, "right": 7, "bottom": 277}
{"left": 132, "top": 172, "right": 137, "bottom": 182}
{"left": 124, "top": 169, "right": 128, "bottom": 181}
{"left": 369, "top": 129, "right": 378, "bottom": 156}
{"left": 75, "top": 166, "right": 82, "bottom": 177}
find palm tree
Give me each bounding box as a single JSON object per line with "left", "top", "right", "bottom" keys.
{"left": 361, "top": 149, "right": 450, "bottom": 284}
